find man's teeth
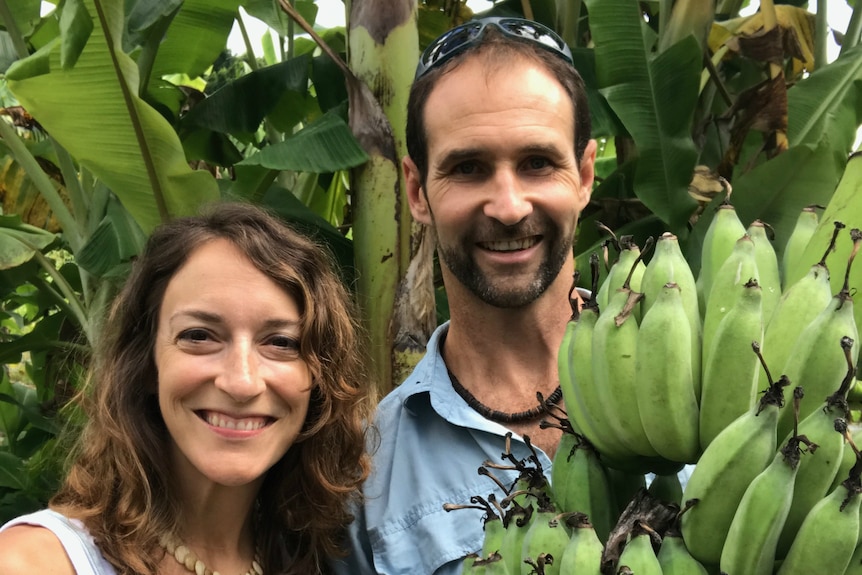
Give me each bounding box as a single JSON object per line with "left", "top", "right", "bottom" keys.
{"left": 483, "top": 237, "right": 537, "bottom": 252}
{"left": 205, "top": 413, "right": 268, "bottom": 431}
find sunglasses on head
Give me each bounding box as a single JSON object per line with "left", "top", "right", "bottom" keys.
{"left": 414, "top": 17, "right": 574, "bottom": 81}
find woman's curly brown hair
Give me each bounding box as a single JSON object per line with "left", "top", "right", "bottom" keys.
{"left": 50, "top": 202, "right": 375, "bottom": 574}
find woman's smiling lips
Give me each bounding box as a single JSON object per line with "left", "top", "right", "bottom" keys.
{"left": 196, "top": 410, "right": 275, "bottom": 434}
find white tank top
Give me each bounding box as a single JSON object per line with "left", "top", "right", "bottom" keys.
{"left": 0, "top": 509, "right": 117, "bottom": 575}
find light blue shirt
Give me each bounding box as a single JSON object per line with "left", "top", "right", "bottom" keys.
{"left": 331, "top": 320, "right": 693, "bottom": 575}
{"left": 331, "top": 322, "right": 553, "bottom": 575}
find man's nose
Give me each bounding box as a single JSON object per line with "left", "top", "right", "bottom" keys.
{"left": 483, "top": 169, "right": 533, "bottom": 225}
{"left": 215, "top": 341, "right": 265, "bottom": 402}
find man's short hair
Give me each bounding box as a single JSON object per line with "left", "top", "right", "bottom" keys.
{"left": 405, "top": 25, "right": 592, "bottom": 187}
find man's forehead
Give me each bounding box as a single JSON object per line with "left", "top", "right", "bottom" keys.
{"left": 422, "top": 59, "right": 574, "bottom": 152}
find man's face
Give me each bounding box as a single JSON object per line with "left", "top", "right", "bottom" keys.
{"left": 406, "top": 55, "right": 596, "bottom": 308}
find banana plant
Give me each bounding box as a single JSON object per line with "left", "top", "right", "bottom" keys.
{"left": 565, "top": 0, "right": 862, "bottom": 301}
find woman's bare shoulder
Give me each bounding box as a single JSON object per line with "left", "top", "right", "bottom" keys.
{"left": 0, "top": 524, "right": 76, "bottom": 574}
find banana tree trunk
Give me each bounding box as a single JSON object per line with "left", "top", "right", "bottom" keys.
{"left": 348, "top": 0, "right": 435, "bottom": 396}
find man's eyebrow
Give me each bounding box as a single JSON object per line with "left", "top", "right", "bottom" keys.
{"left": 518, "top": 143, "right": 567, "bottom": 157}
{"left": 438, "top": 143, "right": 567, "bottom": 165}
{"left": 436, "top": 147, "right": 486, "bottom": 167}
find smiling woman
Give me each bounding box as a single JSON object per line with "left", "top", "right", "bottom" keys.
{"left": 0, "top": 202, "right": 375, "bottom": 575}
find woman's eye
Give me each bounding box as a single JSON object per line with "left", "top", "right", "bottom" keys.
{"left": 268, "top": 335, "right": 300, "bottom": 351}
{"left": 178, "top": 328, "right": 210, "bottom": 343}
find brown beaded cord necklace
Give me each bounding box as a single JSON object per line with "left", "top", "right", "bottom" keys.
{"left": 447, "top": 369, "right": 563, "bottom": 424}
{"left": 159, "top": 533, "right": 263, "bottom": 575}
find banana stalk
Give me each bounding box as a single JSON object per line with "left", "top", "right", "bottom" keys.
{"left": 341, "top": 0, "right": 434, "bottom": 394}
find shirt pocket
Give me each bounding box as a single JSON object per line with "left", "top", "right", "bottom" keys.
{"left": 370, "top": 491, "right": 487, "bottom": 575}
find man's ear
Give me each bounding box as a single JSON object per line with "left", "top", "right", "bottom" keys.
{"left": 577, "top": 139, "right": 598, "bottom": 208}
{"left": 404, "top": 156, "right": 432, "bottom": 224}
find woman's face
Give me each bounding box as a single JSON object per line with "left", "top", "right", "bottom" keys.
{"left": 154, "top": 238, "right": 312, "bottom": 489}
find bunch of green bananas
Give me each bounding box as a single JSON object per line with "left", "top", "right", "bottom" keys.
{"left": 454, "top": 201, "right": 862, "bottom": 574}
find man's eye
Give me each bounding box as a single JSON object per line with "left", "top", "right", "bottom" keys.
{"left": 526, "top": 157, "right": 551, "bottom": 170}
{"left": 454, "top": 162, "right": 479, "bottom": 175}
{"left": 178, "top": 329, "right": 210, "bottom": 343}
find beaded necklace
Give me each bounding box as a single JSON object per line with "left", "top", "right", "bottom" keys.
{"left": 159, "top": 533, "right": 263, "bottom": 575}
{"left": 447, "top": 369, "right": 562, "bottom": 424}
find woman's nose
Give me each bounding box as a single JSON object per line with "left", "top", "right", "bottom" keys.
{"left": 214, "top": 341, "right": 264, "bottom": 402}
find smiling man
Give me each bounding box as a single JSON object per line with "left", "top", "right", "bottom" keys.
{"left": 332, "top": 17, "right": 597, "bottom": 575}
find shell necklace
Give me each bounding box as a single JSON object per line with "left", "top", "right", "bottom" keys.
{"left": 159, "top": 533, "right": 263, "bottom": 575}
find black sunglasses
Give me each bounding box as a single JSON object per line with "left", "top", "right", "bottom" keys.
{"left": 414, "top": 17, "right": 574, "bottom": 81}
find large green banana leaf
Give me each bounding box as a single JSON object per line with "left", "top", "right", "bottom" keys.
{"left": 2, "top": 0, "right": 41, "bottom": 37}
{"left": 148, "top": 0, "right": 240, "bottom": 80}
{"left": 5, "top": 0, "right": 219, "bottom": 233}
{"left": 239, "top": 112, "right": 368, "bottom": 172}
{"left": 181, "top": 55, "right": 311, "bottom": 134}
{"left": 0, "top": 215, "right": 56, "bottom": 270}
{"left": 788, "top": 45, "right": 862, "bottom": 163}
{"left": 722, "top": 142, "right": 839, "bottom": 253}
{"left": 584, "top": 0, "right": 701, "bottom": 233}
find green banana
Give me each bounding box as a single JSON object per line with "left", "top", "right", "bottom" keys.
{"left": 606, "top": 467, "right": 648, "bottom": 518}
{"left": 776, "top": 457, "right": 862, "bottom": 575}
{"left": 591, "top": 244, "right": 659, "bottom": 459}
{"left": 635, "top": 282, "right": 700, "bottom": 462}
{"left": 747, "top": 219, "right": 781, "bottom": 323}
{"left": 719, "top": 422, "right": 806, "bottom": 575}
{"left": 759, "top": 222, "right": 841, "bottom": 395}
{"left": 557, "top": 284, "right": 598, "bottom": 435}
{"left": 701, "top": 233, "right": 759, "bottom": 372}
{"left": 616, "top": 522, "right": 663, "bottom": 575}
{"left": 776, "top": 231, "right": 861, "bottom": 441}
{"left": 559, "top": 260, "right": 640, "bottom": 468}
{"left": 844, "top": 542, "right": 862, "bottom": 575}
{"left": 557, "top": 513, "right": 603, "bottom": 575}
{"left": 680, "top": 353, "right": 788, "bottom": 566}
{"left": 641, "top": 232, "right": 703, "bottom": 397}
{"left": 657, "top": 509, "right": 709, "bottom": 575}
{"left": 499, "top": 502, "right": 535, "bottom": 575}
{"left": 519, "top": 498, "right": 571, "bottom": 575}
{"left": 549, "top": 430, "right": 615, "bottom": 544}
{"left": 658, "top": 535, "right": 708, "bottom": 575}
{"left": 781, "top": 204, "right": 820, "bottom": 289}
{"left": 698, "top": 278, "right": 764, "bottom": 450}
{"left": 596, "top": 234, "right": 645, "bottom": 314}
{"left": 776, "top": 336, "right": 856, "bottom": 558}
{"left": 696, "top": 199, "right": 747, "bottom": 317}
{"left": 647, "top": 472, "right": 683, "bottom": 506}
{"left": 444, "top": 495, "right": 507, "bottom": 560}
